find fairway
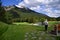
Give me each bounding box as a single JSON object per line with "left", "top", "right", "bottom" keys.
{"left": 0, "top": 21, "right": 57, "bottom": 40}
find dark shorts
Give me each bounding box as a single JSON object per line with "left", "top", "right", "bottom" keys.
{"left": 45, "top": 25, "right": 48, "bottom": 31}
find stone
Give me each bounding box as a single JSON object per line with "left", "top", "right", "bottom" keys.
{"left": 25, "top": 32, "right": 29, "bottom": 35}
{"left": 41, "top": 32, "right": 45, "bottom": 36}
{"left": 31, "top": 36, "right": 37, "bottom": 39}
{"left": 33, "top": 36, "right": 37, "bottom": 39}
{"left": 28, "top": 34, "right": 32, "bottom": 37}
{"left": 31, "top": 32, "right": 34, "bottom": 35}
{"left": 51, "top": 37, "right": 55, "bottom": 40}
{"left": 45, "top": 38, "right": 50, "bottom": 40}
{"left": 39, "top": 37, "right": 42, "bottom": 40}
{"left": 25, "top": 35, "right": 28, "bottom": 38}
{"left": 25, "top": 38, "right": 28, "bottom": 40}
{"left": 34, "top": 31, "right": 37, "bottom": 33}
{"left": 38, "top": 31, "right": 42, "bottom": 33}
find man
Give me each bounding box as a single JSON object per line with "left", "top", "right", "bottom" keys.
{"left": 44, "top": 19, "right": 48, "bottom": 31}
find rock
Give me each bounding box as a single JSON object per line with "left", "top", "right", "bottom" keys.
{"left": 25, "top": 32, "right": 29, "bottom": 35}
{"left": 39, "top": 37, "right": 42, "bottom": 40}
{"left": 41, "top": 32, "right": 45, "bottom": 36}
{"left": 24, "top": 38, "right": 28, "bottom": 40}
{"left": 25, "top": 35, "right": 28, "bottom": 38}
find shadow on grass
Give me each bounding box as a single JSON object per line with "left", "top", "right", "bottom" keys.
{"left": 0, "top": 26, "right": 8, "bottom": 40}
{"left": 56, "top": 36, "right": 60, "bottom": 40}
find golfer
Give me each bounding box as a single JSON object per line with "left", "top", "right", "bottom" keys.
{"left": 44, "top": 19, "right": 48, "bottom": 31}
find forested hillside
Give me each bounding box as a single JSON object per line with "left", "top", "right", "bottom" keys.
{"left": 4, "top": 5, "right": 51, "bottom": 24}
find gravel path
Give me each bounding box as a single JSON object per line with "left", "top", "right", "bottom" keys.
{"left": 24, "top": 31, "right": 56, "bottom": 40}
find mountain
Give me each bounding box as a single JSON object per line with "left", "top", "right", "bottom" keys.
{"left": 4, "top": 5, "right": 49, "bottom": 18}
{"left": 14, "top": 5, "right": 49, "bottom": 17}
{"left": 4, "top": 5, "right": 50, "bottom": 16}
{"left": 56, "top": 17, "right": 60, "bottom": 21}
{"left": 4, "top": 5, "right": 53, "bottom": 23}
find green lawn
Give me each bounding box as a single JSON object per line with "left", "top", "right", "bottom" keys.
{"left": 0, "top": 21, "right": 58, "bottom": 40}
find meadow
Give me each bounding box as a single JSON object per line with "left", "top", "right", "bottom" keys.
{"left": 0, "top": 21, "right": 59, "bottom": 40}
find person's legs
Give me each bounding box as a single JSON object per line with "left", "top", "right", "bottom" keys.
{"left": 45, "top": 25, "right": 48, "bottom": 31}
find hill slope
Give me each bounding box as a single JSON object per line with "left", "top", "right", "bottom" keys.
{"left": 4, "top": 6, "right": 50, "bottom": 23}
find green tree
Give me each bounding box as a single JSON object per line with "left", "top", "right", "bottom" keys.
{"left": 4, "top": 11, "right": 13, "bottom": 24}
{"left": 56, "top": 17, "right": 60, "bottom": 21}
{"left": 40, "top": 18, "right": 45, "bottom": 25}
{"left": 0, "top": 0, "right": 5, "bottom": 22}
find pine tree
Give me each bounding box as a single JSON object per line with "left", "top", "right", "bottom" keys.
{"left": 0, "top": 0, "right": 5, "bottom": 21}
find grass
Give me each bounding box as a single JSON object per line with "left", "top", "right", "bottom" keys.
{"left": 56, "top": 36, "right": 60, "bottom": 40}
{"left": 0, "top": 21, "right": 58, "bottom": 40}
{"left": 13, "top": 22, "right": 31, "bottom": 25}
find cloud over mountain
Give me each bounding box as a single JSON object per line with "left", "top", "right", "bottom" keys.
{"left": 16, "top": 0, "right": 60, "bottom": 17}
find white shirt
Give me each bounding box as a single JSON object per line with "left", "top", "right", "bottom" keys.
{"left": 44, "top": 20, "right": 48, "bottom": 25}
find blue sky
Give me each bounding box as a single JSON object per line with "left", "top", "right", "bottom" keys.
{"left": 2, "top": 0, "right": 60, "bottom": 17}
{"left": 2, "top": 0, "right": 22, "bottom": 6}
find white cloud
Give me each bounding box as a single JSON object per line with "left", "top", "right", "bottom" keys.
{"left": 24, "top": 0, "right": 41, "bottom": 7}
{"left": 30, "top": 6, "right": 40, "bottom": 10}
{"left": 43, "top": 8, "right": 60, "bottom": 17}
{"left": 37, "top": 0, "right": 53, "bottom": 4}
{"left": 16, "top": 2, "right": 25, "bottom": 8}
{"left": 24, "top": 0, "right": 29, "bottom": 4}
{"left": 16, "top": 0, "right": 60, "bottom": 17}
